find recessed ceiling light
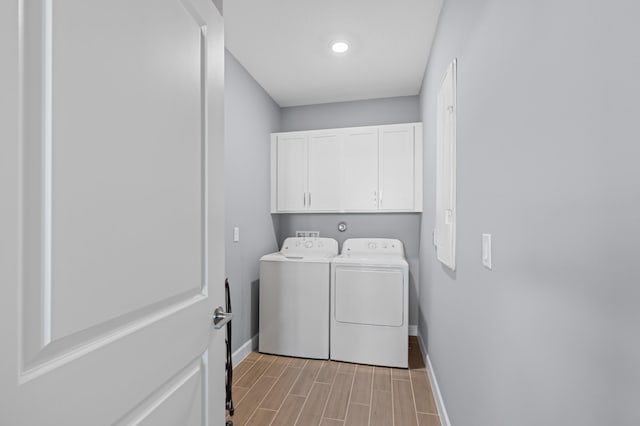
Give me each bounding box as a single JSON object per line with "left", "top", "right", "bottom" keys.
{"left": 331, "top": 41, "right": 349, "bottom": 54}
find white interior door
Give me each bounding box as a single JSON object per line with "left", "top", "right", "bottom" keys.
{"left": 308, "top": 133, "right": 342, "bottom": 211}
{"left": 342, "top": 129, "right": 379, "bottom": 211}
{"left": 0, "top": 0, "right": 226, "bottom": 424}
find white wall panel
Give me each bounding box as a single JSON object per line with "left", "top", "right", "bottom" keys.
{"left": 435, "top": 60, "right": 457, "bottom": 270}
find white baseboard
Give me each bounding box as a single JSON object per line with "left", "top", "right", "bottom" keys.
{"left": 417, "top": 333, "right": 451, "bottom": 426}
{"left": 231, "top": 334, "right": 258, "bottom": 367}
{"left": 409, "top": 325, "right": 418, "bottom": 336}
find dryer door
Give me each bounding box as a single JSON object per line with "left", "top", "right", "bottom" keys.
{"left": 334, "top": 266, "right": 404, "bottom": 327}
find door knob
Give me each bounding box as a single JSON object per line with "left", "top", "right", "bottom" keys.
{"left": 212, "top": 306, "right": 233, "bottom": 329}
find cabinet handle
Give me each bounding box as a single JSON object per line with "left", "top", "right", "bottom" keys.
{"left": 303, "top": 193, "right": 306, "bottom": 207}
{"left": 380, "top": 191, "right": 383, "bottom": 203}
{"left": 309, "top": 192, "right": 311, "bottom": 207}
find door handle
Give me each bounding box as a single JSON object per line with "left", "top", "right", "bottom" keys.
{"left": 212, "top": 306, "right": 233, "bottom": 329}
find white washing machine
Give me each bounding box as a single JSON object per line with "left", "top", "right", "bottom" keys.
{"left": 331, "top": 238, "right": 409, "bottom": 368}
{"left": 259, "top": 237, "right": 338, "bottom": 359}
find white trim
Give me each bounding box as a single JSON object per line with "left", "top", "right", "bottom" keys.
{"left": 408, "top": 325, "right": 418, "bottom": 336}
{"left": 42, "top": 0, "right": 53, "bottom": 348}
{"left": 417, "top": 333, "right": 427, "bottom": 373}
{"left": 231, "top": 334, "right": 258, "bottom": 367}
{"left": 417, "top": 333, "right": 451, "bottom": 426}
{"left": 435, "top": 59, "right": 457, "bottom": 271}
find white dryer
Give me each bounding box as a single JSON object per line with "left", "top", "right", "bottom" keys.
{"left": 330, "top": 238, "right": 408, "bottom": 368}
{"left": 259, "top": 237, "right": 338, "bottom": 359}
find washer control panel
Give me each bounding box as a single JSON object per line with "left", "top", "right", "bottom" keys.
{"left": 281, "top": 237, "right": 338, "bottom": 257}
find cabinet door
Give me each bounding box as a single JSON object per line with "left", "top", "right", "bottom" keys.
{"left": 379, "top": 124, "right": 416, "bottom": 211}
{"left": 277, "top": 135, "right": 307, "bottom": 211}
{"left": 308, "top": 133, "right": 342, "bottom": 211}
{"left": 343, "top": 129, "right": 379, "bottom": 211}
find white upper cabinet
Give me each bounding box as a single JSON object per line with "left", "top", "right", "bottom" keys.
{"left": 308, "top": 132, "right": 342, "bottom": 211}
{"left": 271, "top": 123, "right": 423, "bottom": 213}
{"left": 379, "top": 124, "right": 423, "bottom": 211}
{"left": 275, "top": 134, "right": 307, "bottom": 211}
{"left": 343, "top": 129, "right": 379, "bottom": 211}
{"left": 272, "top": 131, "right": 343, "bottom": 212}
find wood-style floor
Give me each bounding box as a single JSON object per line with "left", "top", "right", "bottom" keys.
{"left": 226, "top": 336, "right": 440, "bottom": 426}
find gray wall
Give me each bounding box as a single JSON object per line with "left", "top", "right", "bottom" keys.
{"left": 224, "top": 50, "right": 281, "bottom": 352}
{"left": 280, "top": 96, "right": 420, "bottom": 132}
{"left": 418, "top": 1, "right": 640, "bottom": 425}
{"left": 279, "top": 96, "right": 422, "bottom": 328}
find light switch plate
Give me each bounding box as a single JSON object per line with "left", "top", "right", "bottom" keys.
{"left": 482, "top": 233, "right": 492, "bottom": 269}
{"left": 233, "top": 227, "right": 240, "bottom": 242}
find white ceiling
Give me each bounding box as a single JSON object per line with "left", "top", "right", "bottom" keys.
{"left": 225, "top": 0, "right": 444, "bottom": 107}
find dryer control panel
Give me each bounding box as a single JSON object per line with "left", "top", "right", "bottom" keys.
{"left": 341, "top": 238, "right": 405, "bottom": 257}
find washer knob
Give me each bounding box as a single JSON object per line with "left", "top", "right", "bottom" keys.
{"left": 305, "top": 241, "right": 313, "bottom": 248}
{"left": 368, "top": 242, "right": 377, "bottom": 250}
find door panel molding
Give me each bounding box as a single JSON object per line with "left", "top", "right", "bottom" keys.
{"left": 19, "top": 292, "right": 206, "bottom": 384}
{"left": 114, "top": 352, "right": 208, "bottom": 426}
